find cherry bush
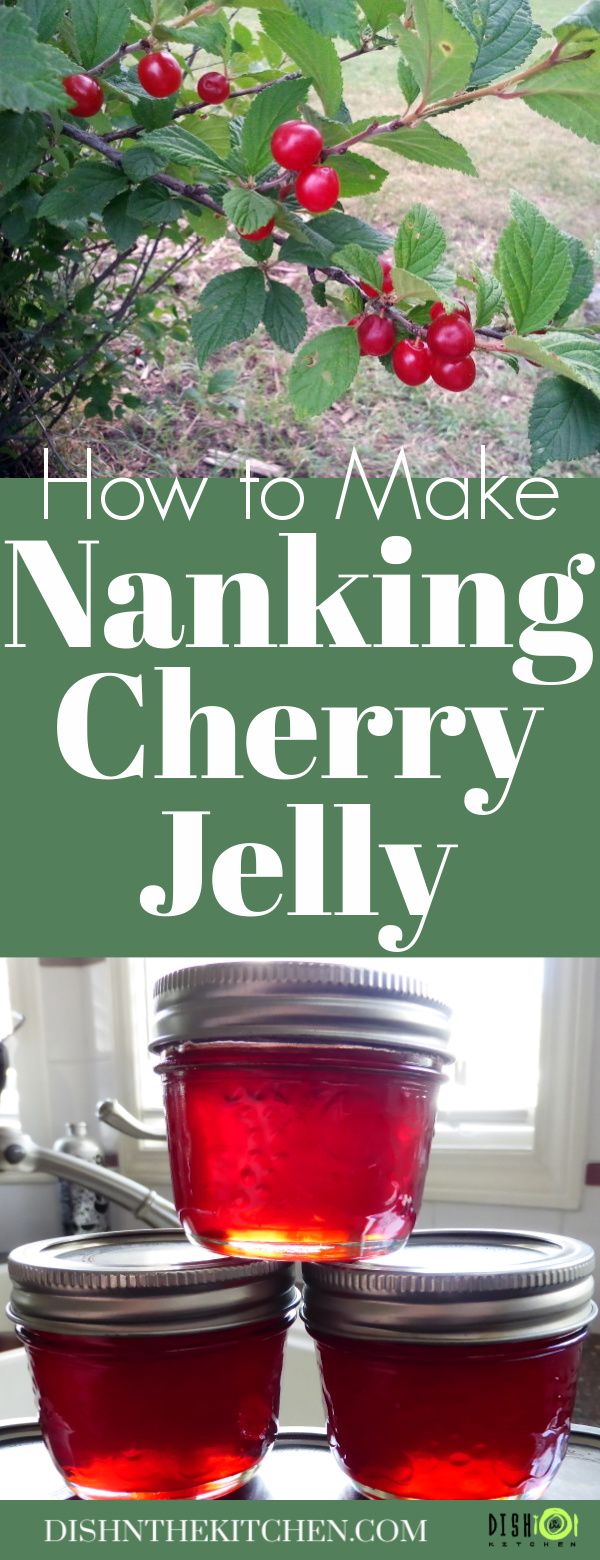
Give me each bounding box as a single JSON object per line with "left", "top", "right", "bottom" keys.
{"left": 1, "top": 0, "right": 600, "bottom": 470}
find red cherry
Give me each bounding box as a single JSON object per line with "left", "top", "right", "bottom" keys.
{"left": 356, "top": 314, "right": 396, "bottom": 358}
{"left": 392, "top": 338, "right": 433, "bottom": 386}
{"left": 430, "top": 354, "right": 477, "bottom": 392}
{"left": 197, "top": 71, "right": 230, "bottom": 104}
{"left": 430, "top": 301, "right": 445, "bottom": 320}
{"left": 137, "top": 51, "right": 183, "bottom": 98}
{"left": 427, "top": 311, "right": 476, "bottom": 361}
{"left": 295, "top": 165, "right": 340, "bottom": 214}
{"left": 271, "top": 121, "right": 324, "bottom": 173}
{"left": 380, "top": 258, "right": 394, "bottom": 296}
{"left": 63, "top": 74, "right": 104, "bottom": 118}
{"left": 238, "top": 217, "right": 276, "bottom": 242}
{"left": 363, "top": 256, "right": 394, "bottom": 300}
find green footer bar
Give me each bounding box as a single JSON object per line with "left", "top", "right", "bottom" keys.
{"left": 1, "top": 1502, "right": 598, "bottom": 1558}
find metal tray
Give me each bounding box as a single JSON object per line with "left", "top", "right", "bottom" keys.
{"left": 0, "top": 1422, "right": 598, "bottom": 1500}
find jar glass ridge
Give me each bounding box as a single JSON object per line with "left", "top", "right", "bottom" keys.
{"left": 8, "top": 1231, "right": 298, "bottom": 1501}
{"left": 152, "top": 961, "right": 453, "bottom": 1263}
{"left": 302, "top": 1230, "right": 596, "bottom": 1500}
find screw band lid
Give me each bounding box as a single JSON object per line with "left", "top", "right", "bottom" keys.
{"left": 302, "top": 1230, "right": 596, "bottom": 1345}
{"left": 8, "top": 1229, "right": 298, "bottom": 1337}
{"left": 150, "top": 961, "right": 453, "bottom": 1060}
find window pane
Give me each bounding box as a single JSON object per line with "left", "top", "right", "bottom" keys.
{"left": 135, "top": 958, "right": 544, "bottom": 1125}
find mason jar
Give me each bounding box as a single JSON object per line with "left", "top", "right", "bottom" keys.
{"left": 302, "top": 1229, "right": 596, "bottom": 1499}
{"left": 8, "top": 1229, "right": 298, "bottom": 1500}
{"left": 151, "top": 962, "right": 452, "bottom": 1261}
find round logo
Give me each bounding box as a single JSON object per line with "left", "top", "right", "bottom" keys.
{"left": 538, "top": 1509, "right": 574, "bottom": 1541}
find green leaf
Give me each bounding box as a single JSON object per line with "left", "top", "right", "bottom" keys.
{"left": 554, "top": 2, "right": 600, "bottom": 43}
{"left": 264, "top": 278, "right": 308, "bottom": 351}
{"left": 191, "top": 268, "right": 267, "bottom": 368}
{"left": 452, "top": 0, "right": 541, "bottom": 89}
{"left": 361, "top": 1, "right": 402, "bottom": 28}
{"left": 554, "top": 235, "right": 594, "bottom": 322}
{"left": 289, "top": 325, "right": 360, "bottom": 416}
{"left": 183, "top": 205, "right": 227, "bottom": 244}
{"left": 207, "top": 368, "right": 238, "bottom": 395}
{"left": 473, "top": 265, "right": 505, "bottom": 326}
{"left": 122, "top": 143, "right": 170, "bottom": 182}
{"left": 137, "top": 125, "right": 236, "bottom": 178}
{"left": 70, "top": 0, "right": 131, "bottom": 69}
{"left": 394, "top": 203, "right": 446, "bottom": 278}
{"left": 372, "top": 122, "right": 477, "bottom": 176}
{"left": 529, "top": 374, "right": 600, "bottom": 469}
{"left": 223, "top": 187, "right": 277, "bottom": 232}
{"left": 0, "top": 8, "right": 67, "bottom": 113}
{"left": 307, "top": 210, "right": 390, "bottom": 253}
{"left": 102, "top": 191, "right": 145, "bottom": 250}
{"left": 193, "top": 115, "right": 233, "bottom": 162}
{"left": 520, "top": 42, "right": 600, "bottom": 144}
{"left": 506, "top": 329, "right": 600, "bottom": 397}
{"left": 324, "top": 151, "right": 388, "bottom": 195}
{"left": 392, "top": 268, "right": 443, "bottom": 304}
{"left": 132, "top": 93, "right": 178, "bottom": 131}
{"left": 241, "top": 76, "right": 310, "bottom": 174}
{"left": 39, "top": 162, "right": 128, "bottom": 224}
{"left": 19, "top": 1, "right": 65, "bottom": 42}
{"left": 289, "top": 0, "right": 360, "bottom": 41}
{"left": 259, "top": 7, "right": 343, "bottom": 115}
{"left": 170, "top": 17, "right": 229, "bottom": 53}
{"left": 0, "top": 112, "right": 44, "bottom": 196}
{"left": 495, "top": 194, "right": 574, "bottom": 332}
{"left": 399, "top": 0, "right": 477, "bottom": 103}
{"left": 285, "top": 1, "right": 361, "bottom": 45}
{"left": 331, "top": 243, "right": 383, "bottom": 289}
{"left": 126, "top": 182, "right": 182, "bottom": 225}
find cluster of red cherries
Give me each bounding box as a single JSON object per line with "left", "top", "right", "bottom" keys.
{"left": 350, "top": 283, "right": 477, "bottom": 394}
{"left": 61, "top": 72, "right": 477, "bottom": 391}
{"left": 62, "top": 73, "right": 340, "bottom": 239}
{"left": 63, "top": 50, "right": 231, "bottom": 119}
{"left": 240, "top": 121, "right": 340, "bottom": 243}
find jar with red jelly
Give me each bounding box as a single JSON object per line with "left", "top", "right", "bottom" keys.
{"left": 303, "top": 1230, "right": 596, "bottom": 1500}
{"left": 152, "top": 962, "right": 452, "bottom": 1262}
{"left": 8, "top": 1229, "right": 298, "bottom": 1500}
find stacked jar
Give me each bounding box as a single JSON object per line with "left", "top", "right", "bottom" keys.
{"left": 8, "top": 962, "right": 596, "bottom": 1501}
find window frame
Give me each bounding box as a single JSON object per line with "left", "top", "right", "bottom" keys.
{"left": 110, "top": 957, "right": 597, "bottom": 1212}
{"left": 0, "top": 958, "right": 55, "bottom": 1183}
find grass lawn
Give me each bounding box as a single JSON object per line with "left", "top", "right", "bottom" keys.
{"left": 55, "top": 1, "right": 600, "bottom": 479}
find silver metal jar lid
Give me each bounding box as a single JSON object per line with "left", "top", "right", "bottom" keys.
{"left": 302, "top": 1230, "right": 597, "bottom": 1345}
{"left": 150, "top": 962, "right": 452, "bottom": 1059}
{"left": 8, "top": 1229, "right": 298, "bottom": 1338}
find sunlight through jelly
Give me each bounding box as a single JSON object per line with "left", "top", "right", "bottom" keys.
{"left": 302, "top": 1230, "right": 596, "bottom": 1500}
{"left": 152, "top": 962, "right": 453, "bottom": 1261}
{"left": 8, "top": 1230, "right": 298, "bottom": 1500}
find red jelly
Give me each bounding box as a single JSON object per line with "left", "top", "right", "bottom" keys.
{"left": 153, "top": 963, "right": 452, "bottom": 1261}
{"left": 9, "top": 1230, "right": 297, "bottom": 1500}
{"left": 303, "top": 1230, "right": 596, "bottom": 1500}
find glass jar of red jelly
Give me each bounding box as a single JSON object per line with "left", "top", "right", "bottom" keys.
{"left": 151, "top": 962, "right": 452, "bottom": 1262}
{"left": 8, "top": 1228, "right": 298, "bottom": 1500}
{"left": 303, "top": 1229, "right": 596, "bottom": 1500}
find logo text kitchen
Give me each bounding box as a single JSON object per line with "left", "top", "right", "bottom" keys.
{"left": 489, "top": 1508, "right": 579, "bottom": 1547}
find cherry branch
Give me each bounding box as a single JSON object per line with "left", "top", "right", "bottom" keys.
{"left": 322, "top": 39, "right": 594, "bottom": 156}
{"left": 100, "top": 41, "right": 390, "bottom": 143}
{"left": 57, "top": 121, "right": 517, "bottom": 355}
